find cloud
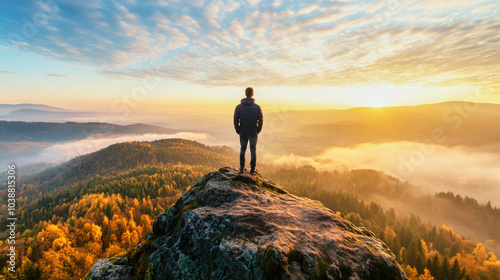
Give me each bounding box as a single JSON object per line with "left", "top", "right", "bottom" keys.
{"left": 0, "top": 71, "right": 14, "bottom": 75}
{"left": 264, "top": 141, "right": 500, "bottom": 207}
{"left": 298, "top": 4, "right": 320, "bottom": 15}
{"left": 1, "top": 0, "right": 498, "bottom": 88}
{"left": 410, "top": 0, "right": 494, "bottom": 11}
{"left": 247, "top": 0, "right": 261, "bottom": 6}
{"left": 47, "top": 73, "right": 69, "bottom": 78}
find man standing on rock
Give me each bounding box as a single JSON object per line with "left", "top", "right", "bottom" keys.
{"left": 234, "top": 87, "right": 263, "bottom": 174}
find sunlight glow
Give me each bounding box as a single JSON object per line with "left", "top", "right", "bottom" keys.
{"left": 351, "top": 85, "right": 411, "bottom": 108}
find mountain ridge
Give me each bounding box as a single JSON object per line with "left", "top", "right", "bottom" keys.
{"left": 21, "top": 138, "right": 237, "bottom": 197}
{"left": 0, "top": 103, "right": 70, "bottom": 115}
{"left": 0, "top": 121, "right": 180, "bottom": 142}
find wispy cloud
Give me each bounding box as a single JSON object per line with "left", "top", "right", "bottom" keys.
{"left": 47, "top": 73, "right": 69, "bottom": 78}
{"left": 0, "top": 71, "right": 14, "bottom": 75}
{"left": 0, "top": 0, "right": 498, "bottom": 88}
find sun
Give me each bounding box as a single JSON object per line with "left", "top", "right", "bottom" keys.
{"left": 360, "top": 85, "right": 402, "bottom": 107}
{"left": 346, "top": 85, "right": 411, "bottom": 108}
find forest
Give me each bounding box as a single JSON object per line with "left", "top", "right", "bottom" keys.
{"left": 0, "top": 139, "right": 498, "bottom": 279}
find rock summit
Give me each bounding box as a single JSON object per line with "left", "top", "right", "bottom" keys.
{"left": 87, "top": 167, "right": 407, "bottom": 280}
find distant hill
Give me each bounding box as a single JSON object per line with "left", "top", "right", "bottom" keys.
{"left": 0, "top": 121, "right": 179, "bottom": 142}
{"left": 265, "top": 101, "right": 500, "bottom": 155}
{"left": 0, "top": 103, "right": 95, "bottom": 122}
{"left": 0, "top": 103, "right": 69, "bottom": 115}
{"left": 0, "top": 109, "right": 90, "bottom": 122}
{"left": 25, "top": 138, "right": 238, "bottom": 194}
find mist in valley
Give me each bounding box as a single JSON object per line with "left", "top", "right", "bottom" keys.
{"left": 264, "top": 141, "right": 500, "bottom": 207}
{"left": 0, "top": 132, "right": 209, "bottom": 170}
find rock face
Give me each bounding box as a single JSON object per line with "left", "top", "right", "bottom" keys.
{"left": 86, "top": 258, "right": 134, "bottom": 280}
{"left": 88, "top": 167, "right": 408, "bottom": 280}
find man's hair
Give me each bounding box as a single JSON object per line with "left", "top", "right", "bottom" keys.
{"left": 245, "top": 87, "right": 254, "bottom": 97}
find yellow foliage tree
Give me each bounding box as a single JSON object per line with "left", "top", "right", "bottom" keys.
{"left": 403, "top": 265, "right": 418, "bottom": 280}
{"left": 37, "top": 224, "right": 66, "bottom": 252}
{"left": 417, "top": 268, "right": 434, "bottom": 280}
{"left": 473, "top": 244, "right": 488, "bottom": 264}
{"left": 104, "top": 244, "right": 126, "bottom": 258}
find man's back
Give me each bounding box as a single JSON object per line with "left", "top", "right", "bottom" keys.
{"left": 234, "top": 97, "right": 263, "bottom": 135}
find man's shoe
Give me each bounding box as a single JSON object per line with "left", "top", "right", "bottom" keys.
{"left": 238, "top": 168, "right": 244, "bottom": 174}
{"left": 250, "top": 168, "right": 257, "bottom": 175}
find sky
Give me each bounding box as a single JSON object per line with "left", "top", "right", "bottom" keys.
{"left": 0, "top": 0, "right": 499, "bottom": 111}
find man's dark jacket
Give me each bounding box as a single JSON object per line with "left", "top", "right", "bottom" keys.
{"left": 234, "top": 97, "right": 263, "bottom": 135}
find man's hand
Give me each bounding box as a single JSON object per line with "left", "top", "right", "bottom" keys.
{"left": 236, "top": 128, "right": 240, "bottom": 134}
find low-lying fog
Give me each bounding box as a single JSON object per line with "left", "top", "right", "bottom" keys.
{"left": 264, "top": 141, "right": 500, "bottom": 207}
{"left": 2, "top": 132, "right": 209, "bottom": 169}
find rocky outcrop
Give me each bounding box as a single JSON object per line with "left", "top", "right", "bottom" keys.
{"left": 86, "top": 258, "right": 134, "bottom": 280}
{"left": 87, "top": 167, "right": 408, "bottom": 280}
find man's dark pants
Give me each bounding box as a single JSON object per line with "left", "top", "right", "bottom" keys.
{"left": 239, "top": 133, "right": 258, "bottom": 170}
